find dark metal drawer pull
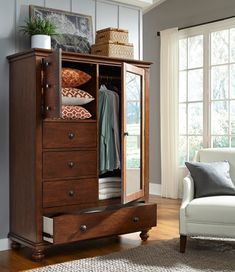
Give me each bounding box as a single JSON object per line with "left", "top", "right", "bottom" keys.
{"left": 68, "top": 132, "right": 75, "bottom": 139}
{"left": 67, "top": 161, "right": 75, "bottom": 168}
{"left": 68, "top": 190, "right": 75, "bottom": 197}
{"left": 80, "top": 224, "right": 87, "bottom": 232}
{"left": 133, "top": 216, "right": 140, "bottom": 223}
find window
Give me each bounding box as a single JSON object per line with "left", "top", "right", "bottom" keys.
{"left": 178, "top": 19, "right": 235, "bottom": 166}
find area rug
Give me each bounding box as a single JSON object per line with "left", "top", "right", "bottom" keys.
{"left": 25, "top": 238, "right": 235, "bottom": 272}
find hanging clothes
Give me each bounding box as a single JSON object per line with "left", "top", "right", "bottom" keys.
{"left": 107, "top": 89, "right": 120, "bottom": 169}
{"left": 99, "top": 84, "right": 121, "bottom": 174}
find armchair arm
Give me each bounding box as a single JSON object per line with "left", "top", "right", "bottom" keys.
{"left": 181, "top": 175, "right": 194, "bottom": 209}
{"left": 179, "top": 175, "right": 194, "bottom": 235}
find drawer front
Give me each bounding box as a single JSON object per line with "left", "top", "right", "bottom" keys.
{"left": 43, "top": 150, "right": 97, "bottom": 179}
{"left": 43, "top": 122, "right": 97, "bottom": 148}
{"left": 43, "top": 203, "right": 157, "bottom": 244}
{"left": 43, "top": 179, "right": 98, "bottom": 208}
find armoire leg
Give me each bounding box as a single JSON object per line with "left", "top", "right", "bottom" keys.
{"left": 32, "top": 249, "right": 45, "bottom": 262}
{"left": 140, "top": 229, "right": 150, "bottom": 241}
{"left": 11, "top": 240, "right": 21, "bottom": 250}
{"left": 180, "top": 235, "right": 187, "bottom": 253}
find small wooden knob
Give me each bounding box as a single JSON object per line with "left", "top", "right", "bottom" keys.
{"left": 133, "top": 216, "right": 140, "bottom": 223}
{"left": 80, "top": 224, "right": 87, "bottom": 232}
{"left": 68, "top": 132, "right": 75, "bottom": 139}
{"left": 46, "top": 106, "right": 51, "bottom": 111}
{"left": 67, "top": 161, "right": 75, "bottom": 168}
{"left": 68, "top": 190, "right": 75, "bottom": 197}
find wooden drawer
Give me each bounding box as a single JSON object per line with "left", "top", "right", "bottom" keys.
{"left": 43, "top": 179, "right": 98, "bottom": 208}
{"left": 43, "top": 122, "right": 97, "bottom": 148}
{"left": 43, "top": 150, "right": 97, "bottom": 179}
{"left": 43, "top": 203, "right": 157, "bottom": 244}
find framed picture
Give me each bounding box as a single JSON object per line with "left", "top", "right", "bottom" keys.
{"left": 30, "top": 5, "right": 93, "bottom": 53}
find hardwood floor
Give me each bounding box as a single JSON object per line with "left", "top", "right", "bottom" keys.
{"left": 0, "top": 196, "right": 181, "bottom": 272}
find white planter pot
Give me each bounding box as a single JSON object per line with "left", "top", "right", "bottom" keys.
{"left": 31, "top": 35, "right": 51, "bottom": 49}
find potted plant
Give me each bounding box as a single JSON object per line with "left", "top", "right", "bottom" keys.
{"left": 20, "top": 16, "right": 57, "bottom": 49}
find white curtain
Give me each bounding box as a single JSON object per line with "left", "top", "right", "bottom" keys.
{"left": 160, "top": 28, "right": 179, "bottom": 199}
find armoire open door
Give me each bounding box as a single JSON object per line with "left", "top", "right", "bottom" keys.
{"left": 42, "top": 49, "right": 62, "bottom": 118}
{"left": 121, "top": 63, "right": 145, "bottom": 204}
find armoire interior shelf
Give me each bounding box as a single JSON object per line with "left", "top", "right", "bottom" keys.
{"left": 7, "top": 48, "right": 157, "bottom": 261}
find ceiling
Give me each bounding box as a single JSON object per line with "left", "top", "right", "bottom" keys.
{"left": 109, "top": 0, "right": 167, "bottom": 10}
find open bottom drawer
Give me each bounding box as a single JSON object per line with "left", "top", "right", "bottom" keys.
{"left": 43, "top": 203, "right": 157, "bottom": 244}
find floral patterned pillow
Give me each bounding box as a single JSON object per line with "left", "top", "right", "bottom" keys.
{"left": 62, "top": 105, "right": 92, "bottom": 120}
{"left": 62, "top": 68, "right": 91, "bottom": 87}
{"left": 62, "top": 88, "right": 94, "bottom": 105}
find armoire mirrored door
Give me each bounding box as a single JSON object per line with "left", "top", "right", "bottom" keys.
{"left": 122, "top": 63, "right": 145, "bottom": 204}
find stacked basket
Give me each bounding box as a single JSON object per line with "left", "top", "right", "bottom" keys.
{"left": 91, "top": 27, "right": 134, "bottom": 59}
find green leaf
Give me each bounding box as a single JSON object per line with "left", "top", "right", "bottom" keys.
{"left": 19, "top": 16, "right": 57, "bottom": 36}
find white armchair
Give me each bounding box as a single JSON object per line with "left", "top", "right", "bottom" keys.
{"left": 179, "top": 148, "right": 235, "bottom": 252}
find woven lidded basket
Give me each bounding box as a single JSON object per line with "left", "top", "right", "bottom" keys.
{"left": 95, "top": 27, "right": 129, "bottom": 44}
{"left": 91, "top": 41, "right": 134, "bottom": 59}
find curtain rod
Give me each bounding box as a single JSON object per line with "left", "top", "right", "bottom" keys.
{"left": 156, "top": 15, "right": 235, "bottom": 36}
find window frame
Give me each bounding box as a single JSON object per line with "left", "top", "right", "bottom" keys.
{"left": 178, "top": 18, "right": 235, "bottom": 166}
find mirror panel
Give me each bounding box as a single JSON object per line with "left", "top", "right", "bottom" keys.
{"left": 125, "top": 71, "right": 142, "bottom": 195}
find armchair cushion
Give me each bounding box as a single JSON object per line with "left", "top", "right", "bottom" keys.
{"left": 185, "top": 195, "right": 235, "bottom": 224}
{"left": 185, "top": 161, "right": 235, "bottom": 198}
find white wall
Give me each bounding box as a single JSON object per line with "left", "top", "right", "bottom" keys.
{"left": 0, "top": 0, "right": 142, "bottom": 249}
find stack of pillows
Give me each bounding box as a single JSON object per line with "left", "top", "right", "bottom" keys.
{"left": 61, "top": 68, "right": 94, "bottom": 119}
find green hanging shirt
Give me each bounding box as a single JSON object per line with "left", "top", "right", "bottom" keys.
{"left": 99, "top": 89, "right": 116, "bottom": 174}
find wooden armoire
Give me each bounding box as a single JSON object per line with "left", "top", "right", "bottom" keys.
{"left": 8, "top": 49, "right": 157, "bottom": 261}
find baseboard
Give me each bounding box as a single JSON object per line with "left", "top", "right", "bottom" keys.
{"left": 0, "top": 238, "right": 10, "bottom": 251}
{"left": 149, "top": 182, "right": 161, "bottom": 195}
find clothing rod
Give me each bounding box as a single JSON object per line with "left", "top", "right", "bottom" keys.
{"left": 99, "top": 75, "right": 121, "bottom": 80}
{"left": 157, "top": 15, "right": 235, "bottom": 36}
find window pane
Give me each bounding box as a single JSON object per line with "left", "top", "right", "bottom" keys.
{"left": 179, "top": 71, "right": 187, "bottom": 102}
{"left": 188, "top": 35, "right": 203, "bottom": 69}
{"left": 189, "top": 136, "right": 203, "bottom": 161}
{"left": 231, "top": 136, "right": 235, "bottom": 147}
{"left": 230, "top": 64, "right": 235, "bottom": 99}
{"left": 179, "top": 104, "right": 186, "bottom": 134}
{"left": 188, "top": 103, "right": 203, "bottom": 134}
{"left": 211, "top": 65, "right": 228, "bottom": 100}
{"left": 211, "top": 30, "right": 229, "bottom": 65}
{"left": 188, "top": 69, "right": 203, "bottom": 101}
{"left": 230, "top": 28, "right": 235, "bottom": 62}
{"left": 230, "top": 101, "right": 235, "bottom": 134}
{"left": 211, "top": 101, "right": 229, "bottom": 134}
{"left": 179, "top": 136, "right": 187, "bottom": 166}
{"left": 179, "top": 39, "right": 187, "bottom": 70}
{"left": 212, "top": 136, "right": 229, "bottom": 148}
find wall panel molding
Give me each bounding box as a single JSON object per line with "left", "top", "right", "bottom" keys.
{"left": 0, "top": 239, "right": 10, "bottom": 252}
{"left": 96, "top": 1, "right": 118, "bottom": 30}
{"left": 149, "top": 182, "right": 161, "bottom": 195}
{"left": 0, "top": 0, "right": 16, "bottom": 240}
{"left": 45, "top": 0, "right": 71, "bottom": 11}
